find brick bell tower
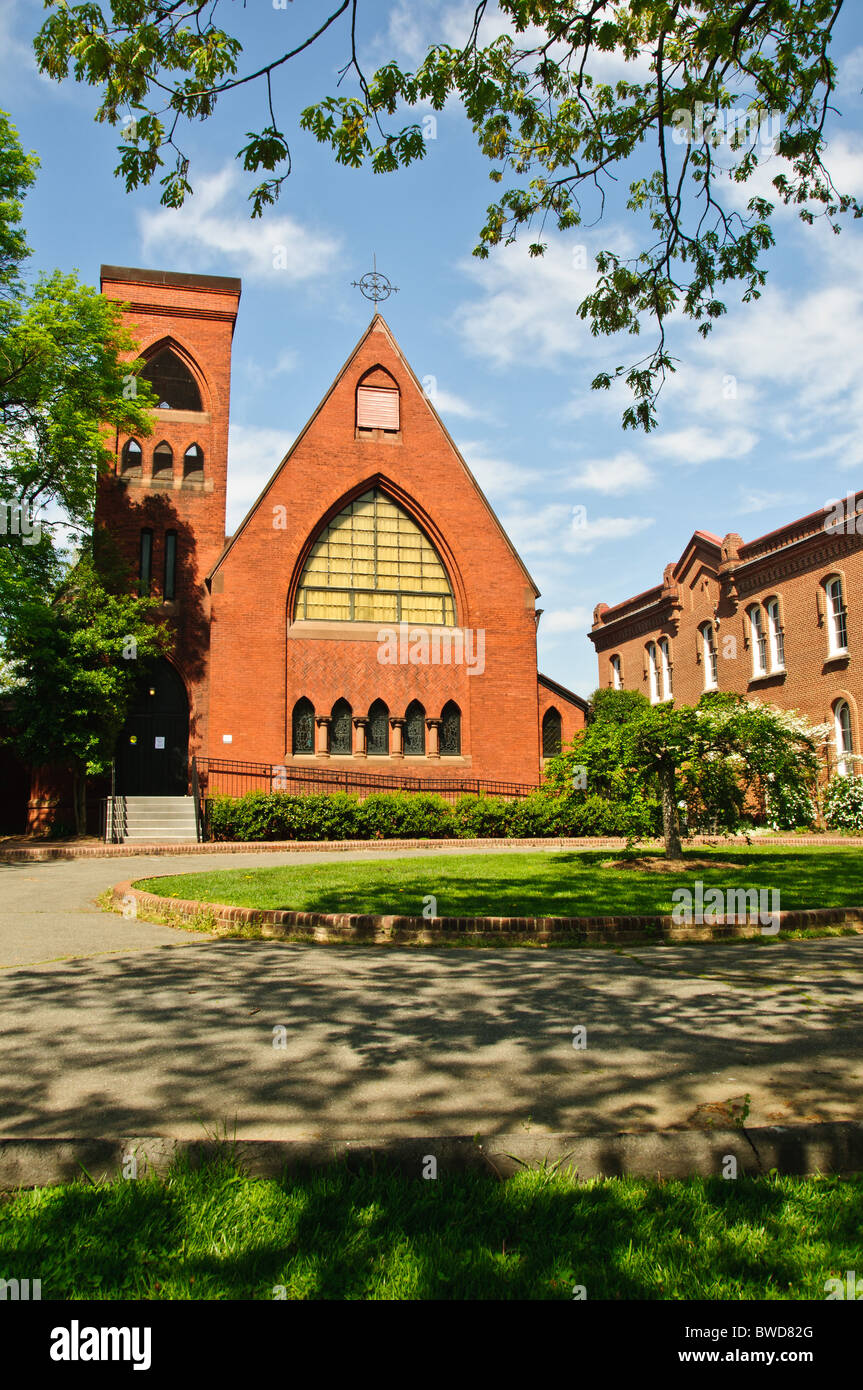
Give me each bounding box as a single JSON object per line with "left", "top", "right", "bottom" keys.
{"left": 96, "top": 266, "right": 241, "bottom": 791}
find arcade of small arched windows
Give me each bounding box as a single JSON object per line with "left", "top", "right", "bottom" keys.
{"left": 291, "top": 697, "right": 463, "bottom": 758}
{"left": 120, "top": 438, "right": 205, "bottom": 484}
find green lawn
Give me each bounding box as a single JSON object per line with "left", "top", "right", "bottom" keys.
{"left": 135, "top": 847, "right": 863, "bottom": 920}
{"left": 1, "top": 1155, "right": 859, "bottom": 1300}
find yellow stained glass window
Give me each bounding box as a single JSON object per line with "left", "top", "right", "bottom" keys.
{"left": 295, "top": 489, "right": 456, "bottom": 625}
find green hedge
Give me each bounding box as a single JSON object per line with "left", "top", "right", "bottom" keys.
{"left": 204, "top": 789, "right": 649, "bottom": 842}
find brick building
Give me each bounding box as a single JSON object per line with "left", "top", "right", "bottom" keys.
{"left": 86, "top": 263, "right": 585, "bottom": 813}
{"left": 588, "top": 497, "right": 863, "bottom": 778}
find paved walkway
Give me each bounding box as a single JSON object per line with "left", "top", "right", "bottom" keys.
{"left": 0, "top": 848, "right": 861, "bottom": 1141}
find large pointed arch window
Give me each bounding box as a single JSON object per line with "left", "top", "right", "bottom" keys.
{"left": 141, "top": 347, "right": 203, "bottom": 412}
{"left": 295, "top": 488, "right": 455, "bottom": 625}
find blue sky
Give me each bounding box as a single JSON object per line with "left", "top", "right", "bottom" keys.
{"left": 4, "top": 0, "right": 863, "bottom": 698}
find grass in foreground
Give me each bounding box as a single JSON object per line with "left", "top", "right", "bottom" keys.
{"left": 0, "top": 1155, "right": 859, "bottom": 1300}
{"left": 135, "top": 847, "right": 863, "bottom": 920}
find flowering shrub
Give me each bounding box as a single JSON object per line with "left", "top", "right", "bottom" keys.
{"left": 823, "top": 775, "right": 863, "bottom": 832}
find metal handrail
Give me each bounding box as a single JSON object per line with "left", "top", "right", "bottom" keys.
{"left": 108, "top": 759, "right": 124, "bottom": 844}
{"left": 190, "top": 756, "right": 204, "bottom": 842}
{"left": 196, "top": 755, "right": 542, "bottom": 800}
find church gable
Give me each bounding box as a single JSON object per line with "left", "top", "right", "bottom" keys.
{"left": 212, "top": 314, "right": 537, "bottom": 602}
{"left": 206, "top": 313, "right": 545, "bottom": 781}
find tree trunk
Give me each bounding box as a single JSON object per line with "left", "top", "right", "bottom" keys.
{"left": 659, "top": 763, "right": 683, "bottom": 859}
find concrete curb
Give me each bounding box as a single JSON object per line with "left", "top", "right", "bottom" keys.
{"left": 4, "top": 833, "right": 863, "bottom": 861}
{"left": 114, "top": 881, "right": 863, "bottom": 945}
{"left": 1, "top": 1122, "right": 861, "bottom": 1190}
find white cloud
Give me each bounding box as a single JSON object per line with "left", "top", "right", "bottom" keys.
{"left": 566, "top": 514, "right": 655, "bottom": 554}
{"left": 226, "top": 424, "right": 295, "bottom": 530}
{"left": 836, "top": 46, "right": 863, "bottom": 105}
{"left": 139, "top": 167, "right": 341, "bottom": 285}
{"left": 454, "top": 232, "right": 633, "bottom": 368}
{"left": 237, "top": 350, "right": 299, "bottom": 389}
{"left": 540, "top": 606, "right": 593, "bottom": 634}
{"left": 427, "top": 385, "right": 485, "bottom": 420}
{"left": 568, "top": 451, "right": 654, "bottom": 494}
{"left": 650, "top": 425, "right": 757, "bottom": 467}
{"left": 737, "top": 488, "right": 803, "bottom": 515}
{"left": 501, "top": 501, "right": 654, "bottom": 557}
{"left": 456, "top": 439, "right": 539, "bottom": 494}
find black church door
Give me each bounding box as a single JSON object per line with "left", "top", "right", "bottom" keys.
{"left": 115, "top": 660, "right": 190, "bottom": 796}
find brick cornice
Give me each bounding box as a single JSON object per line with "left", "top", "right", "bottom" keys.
{"left": 119, "top": 301, "right": 238, "bottom": 324}
{"left": 735, "top": 534, "right": 860, "bottom": 595}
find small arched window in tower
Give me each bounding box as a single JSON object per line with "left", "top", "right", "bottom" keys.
{"left": 292, "top": 698, "right": 315, "bottom": 755}
{"left": 404, "top": 700, "right": 426, "bottom": 756}
{"left": 152, "top": 441, "right": 173, "bottom": 480}
{"left": 183, "top": 443, "right": 204, "bottom": 481}
{"left": 440, "top": 701, "right": 461, "bottom": 756}
{"left": 330, "top": 699, "right": 353, "bottom": 756}
{"left": 367, "top": 700, "right": 389, "bottom": 756}
{"left": 120, "top": 438, "right": 142, "bottom": 478}
{"left": 141, "top": 348, "right": 203, "bottom": 412}
{"left": 356, "top": 367, "right": 400, "bottom": 431}
{"left": 542, "top": 707, "right": 562, "bottom": 758}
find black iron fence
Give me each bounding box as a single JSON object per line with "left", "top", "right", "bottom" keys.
{"left": 196, "top": 757, "right": 541, "bottom": 807}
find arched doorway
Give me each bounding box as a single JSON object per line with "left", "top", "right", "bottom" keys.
{"left": 115, "top": 660, "right": 190, "bottom": 795}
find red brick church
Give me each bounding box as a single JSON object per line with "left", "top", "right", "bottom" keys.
{"left": 68, "top": 263, "right": 584, "bottom": 827}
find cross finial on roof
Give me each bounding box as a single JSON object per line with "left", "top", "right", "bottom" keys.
{"left": 351, "top": 253, "right": 399, "bottom": 307}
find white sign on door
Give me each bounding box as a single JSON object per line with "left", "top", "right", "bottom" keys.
{"left": 154, "top": 736, "right": 165, "bottom": 750}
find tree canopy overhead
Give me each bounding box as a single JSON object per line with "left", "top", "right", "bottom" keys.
{"left": 0, "top": 111, "right": 156, "bottom": 623}
{"left": 32, "top": 1, "right": 861, "bottom": 427}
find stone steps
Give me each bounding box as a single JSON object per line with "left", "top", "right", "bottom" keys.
{"left": 107, "top": 796, "right": 199, "bottom": 843}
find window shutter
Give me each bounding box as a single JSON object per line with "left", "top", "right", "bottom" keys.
{"left": 357, "top": 386, "right": 399, "bottom": 430}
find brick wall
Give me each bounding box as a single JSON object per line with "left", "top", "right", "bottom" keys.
{"left": 590, "top": 507, "right": 863, "bottom": 773}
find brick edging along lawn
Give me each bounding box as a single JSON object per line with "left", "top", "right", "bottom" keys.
{"left": 113, "top": 880, "right": 863, "bottom": 945}
{"left": 6, "top": 832, "right": 863, "bottom": 861}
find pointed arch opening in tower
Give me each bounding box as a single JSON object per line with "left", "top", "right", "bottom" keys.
{"left": 294, "top": 488, "right": 455, "bottom": 626}
{"left": 141, "top": 346, "right": 203, "bottom": 412}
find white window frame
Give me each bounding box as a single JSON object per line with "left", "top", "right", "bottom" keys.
{"left": 646, "top": 642, "right": 660, "bottom": 703}
{"left": 834, "top": 699, "right": 854, "bottom": 777}
{"left": 765, "top": 598, "right": 785, "bottom": 672}
{"left": 658, "top": 637, "right": 672, "bottom": 700}
{"left": 610, "top": 655, "right": 622, "bottom": 690}
{"left": 701, "top": 622, "right": 718, "bottom": 691}
{"left": 749, "top": 605, "right": 768, "bottom": 678}
{"left": 825, "top": 577, "right": 849, "bottom": 655}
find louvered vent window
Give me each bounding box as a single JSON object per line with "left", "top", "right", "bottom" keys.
{"left": 357, "top": 385, "right": 399, "bottom": 431}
